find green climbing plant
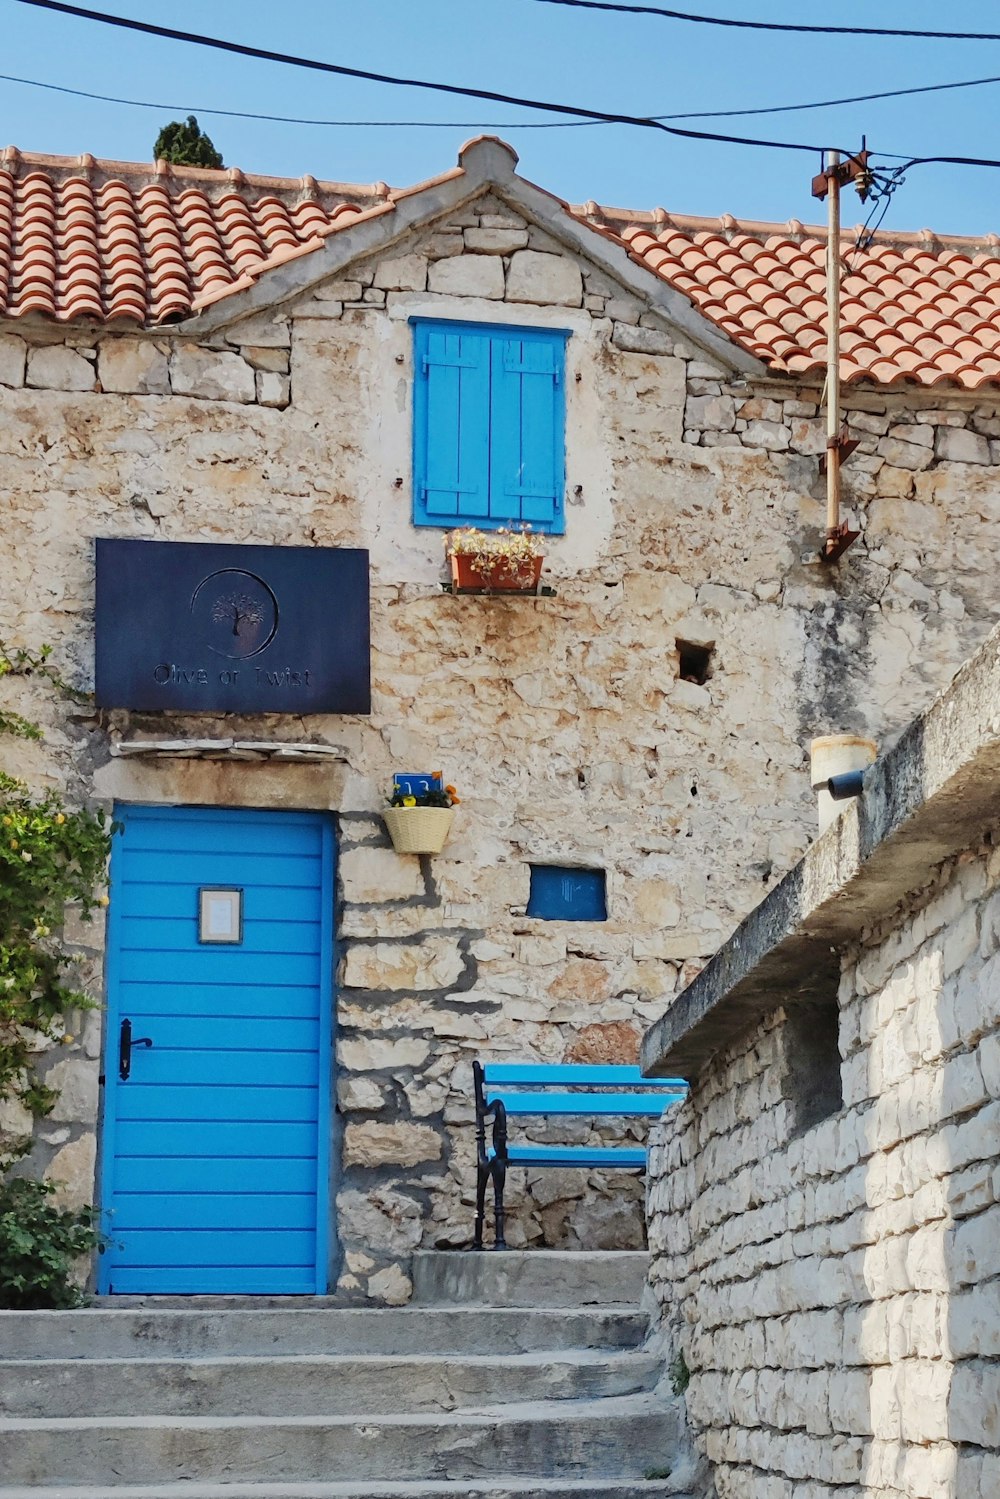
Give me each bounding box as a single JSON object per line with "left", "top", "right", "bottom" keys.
{"left": 0, "top": 642, "right": 114, "bottom": 1144}
{"left": 0, "top": 642, "right": 115, "bottom": 1305}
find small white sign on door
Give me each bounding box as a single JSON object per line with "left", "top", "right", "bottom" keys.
{"left": 198, "top": 887, "right": 243, "bottom": 944}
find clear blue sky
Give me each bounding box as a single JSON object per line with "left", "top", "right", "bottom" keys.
{"left": 3, "top": 0, "right": 1000, "bottom": 234}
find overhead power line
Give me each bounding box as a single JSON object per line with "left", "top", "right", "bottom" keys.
{"left": 8, "top": 0, "right": 841, "bottom": 156}
{"left": 14, "top": 1, "right": 1000, "bottom": 177}
{"left": 532, "top": 0, "right": 1000, "bottom": 42}
{"left": 7, "top": 66, "right": 1000, "bottom": 130}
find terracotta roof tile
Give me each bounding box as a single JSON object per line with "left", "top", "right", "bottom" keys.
{"left": 4, "top": 146, "right": 1000, "bottom": 387}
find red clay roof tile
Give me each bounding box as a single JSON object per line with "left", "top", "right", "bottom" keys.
{"left": 4, "top": 146, "right": 1000, "bottom": 387}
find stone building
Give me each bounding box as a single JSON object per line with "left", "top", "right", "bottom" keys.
{"left": 643, "top": 620, "right": 1000, "bottom": 1498}
{"left": 1, "top": 134, "right": 1000, "bottom": 1300}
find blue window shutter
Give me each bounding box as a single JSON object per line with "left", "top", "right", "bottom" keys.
{"left": 413, "top": 324, "right": 490, "bottom": 524}
{"left": 488, "top": 331, "right": 566, "bottom": 534}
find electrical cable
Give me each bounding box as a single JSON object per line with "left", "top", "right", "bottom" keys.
{"left": 7, "top": 0, "right": 845, "bottom": 156}
{"left": 15, "top": 2, "right": 1000, "bottom": 177}
{"left": 531, "top": 0, "right": 1000, "bottom": 43}
{"left": 7, "top": 66, "right": 1000, "bottom": 130}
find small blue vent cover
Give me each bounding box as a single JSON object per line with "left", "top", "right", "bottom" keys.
{"left": 527, "top": 866, "right": 607, "bottom": 922}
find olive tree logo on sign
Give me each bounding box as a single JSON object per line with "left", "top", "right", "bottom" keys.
{"left": 190, "top": 569, "right": 279, "bottom": 660}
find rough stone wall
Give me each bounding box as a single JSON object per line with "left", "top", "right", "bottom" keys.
{"left": 2, "top": 185, "right": 1000, "bottom": 1299}
{"left": 647, "top": 838, "right": 1000, "bottom": 1499}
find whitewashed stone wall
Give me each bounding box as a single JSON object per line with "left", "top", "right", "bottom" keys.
{"left": 3, "top": 184, "right": 1000, "bottom": 1299}
{"left": 647, "top": 838, "right": 1000, "bottom": 1498}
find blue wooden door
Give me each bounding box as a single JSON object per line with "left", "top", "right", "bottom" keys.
{"left": 99, "top": 806, "right": 333, "bottom": 1294}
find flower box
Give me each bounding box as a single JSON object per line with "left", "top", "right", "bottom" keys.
{"left": 449, "top": 553, "right": 544, "bottom": 593}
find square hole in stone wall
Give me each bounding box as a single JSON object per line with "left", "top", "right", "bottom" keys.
{"left": 676, "top": 639, "right": 714, "bottom": 686}
{"left": 527, "top": 866, "right": 607, "bottom": 921}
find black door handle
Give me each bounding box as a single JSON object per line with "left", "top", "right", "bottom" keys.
{"left": 118, "top": 1018, "right": 153, "bottom": 1081}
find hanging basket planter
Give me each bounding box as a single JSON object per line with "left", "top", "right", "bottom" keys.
{"left": 449, "top": 553, "right": 544, "bottom": 594}
{"left": 383, "top": 805, "right": 455, "bottom": 855}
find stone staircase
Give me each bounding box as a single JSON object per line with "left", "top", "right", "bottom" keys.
{"left": 0, "top": 1250, "right": 697, "bottom": 1498}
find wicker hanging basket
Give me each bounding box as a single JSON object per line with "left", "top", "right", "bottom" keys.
{"left": 383, "top": 806, "right": 455, "bottom": 855}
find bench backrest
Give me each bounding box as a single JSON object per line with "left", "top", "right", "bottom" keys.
{"left": 477, "top": 1062, "right": 687, "bottom": 1117}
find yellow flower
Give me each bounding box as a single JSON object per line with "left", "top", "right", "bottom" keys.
{"left": 54, "top": 813, "right": 65, "bottom": 825}
{"left": 98, "top": 894, "right": 110, "bottom": 907}
{"left": 61, "top": 1034, "right": 74, "bottom": 1046}
{"left": 1, "top": 816, "right": 11, "bottom": 827}
{"left": 402, "top": 795, "right": 417, "bottom": 808}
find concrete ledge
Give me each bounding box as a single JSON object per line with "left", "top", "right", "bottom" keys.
{"left": 642, "top": 619, "right": 1000, "bottom": 1080}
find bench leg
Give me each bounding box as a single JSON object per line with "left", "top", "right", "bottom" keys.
{"left": 474, "top": 1158, "right": 489, "bottom": 1250}
{"left": 492, "top": 1158, "right": 508, "bottom": 1250}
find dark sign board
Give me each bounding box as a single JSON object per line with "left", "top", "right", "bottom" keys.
{"left": 95, "top": 539, "right": 370, "bottom": 714}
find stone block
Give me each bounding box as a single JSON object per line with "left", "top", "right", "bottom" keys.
{"left": 463, "top": 228, "right": 528, "bottom": 254}
{"left": 948, "top": 1362, "right": 998, "bottom": 1446}
{"left": 337, "top": 1076, "right": 387, "bottom": 1111}
{"left": 877, "top": 465, "right": 915, "bottom": 498}
{"left": 373, "top": 255, "right": 428, "bottom": 291}
{"left": 170, "top": 346, "right": 255, "bottom": 402}
{"left": 877, "top": 434, "right": 934, "bottom": 469}
{"left": 339, "top": 845, "right": 424, "bottom": 902}
{"left": 241, "top": 346, "right": 289, "bottom": 372}
{"left": 742, "top": 419, "right": 790, "bottom": 451}
{"left": 47, "top": 1057, "right": 99, "bottom": 1123}
{"left": 505, "top": 250, "right": 583, "bottom": 307}
{"left": 564, "top": 1020, "right": 640, "bottom": 1065}
{"left": 314, "top": 279, "right": 364, "bottom": 301}
{"left": 936, "top": 426, "right": 991, "bottom": 464}
{"left": 367, "top": 1262, "right": 413, "bottom": 1304}
{"left": 343, "top": 1121, "right": 443, "bottom": 1167}
{"left": 336, "top": 1186, "right": 423, "bottom": 1254}
{"left": 45, "top": 1132, "right": 97, "bottom": 1211}
{"left": 256, "top": 370, "right": 290, "bottom": 406}
{"left": 889, "top": 422, "right": 933, "bottom": 447}
{"left": 225, "top": 311, "right": 291, "bottom": 346}
{"left": 611, "top": 324, "right": 674, "bottom": 356}
{"left": 0, "top": 334, "right": 27, "bottom": 387}
{"left": 427, "top": 255, "right": 505, "bottom": 298}
{"left": 338, "top": 1036, "right": 431, "bottom": 1071}
{"left": 98, "top": 339, "right": 170, "bottom": 394}
{"left": 634, "top": 878, "right": 681, "bottom": 929}
{"left": 687, "top": 393, "right": 735, "bottom": 430}
{"left": 26, "top": 345, "right": 95, "bottom": 392}
{"left": 341, "top": 937, "right": 465, "bottom": 992}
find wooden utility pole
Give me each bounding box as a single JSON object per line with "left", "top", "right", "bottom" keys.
{"left": 812, "top": 146, "right": 869, "bottom": 562}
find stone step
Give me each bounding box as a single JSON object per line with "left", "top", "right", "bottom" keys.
{"left": 411, "top": 1251, "right": 649, "bottom": 1308}
{"left": 0, "top": 1482, "right": 699, "bottom": 1499}
{"left": 0, "top": 1348, "right": 661, "bottom": 1418}
{"left": 0, "top": 1395, "right": 681, "bottom": 1486}
{"left": 0, "top": 1306, "right": 645, "bottom": 1361}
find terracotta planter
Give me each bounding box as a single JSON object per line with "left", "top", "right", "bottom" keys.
{"left": 449, "top": 553, "right": 544, "bottom": 593}
{"left": 383, "top": 806, "right": 454, "bottom": 854}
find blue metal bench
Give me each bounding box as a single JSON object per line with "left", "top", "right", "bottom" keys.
{"left": 472, "top": 1061, "right": 688, "bottom": 1249}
